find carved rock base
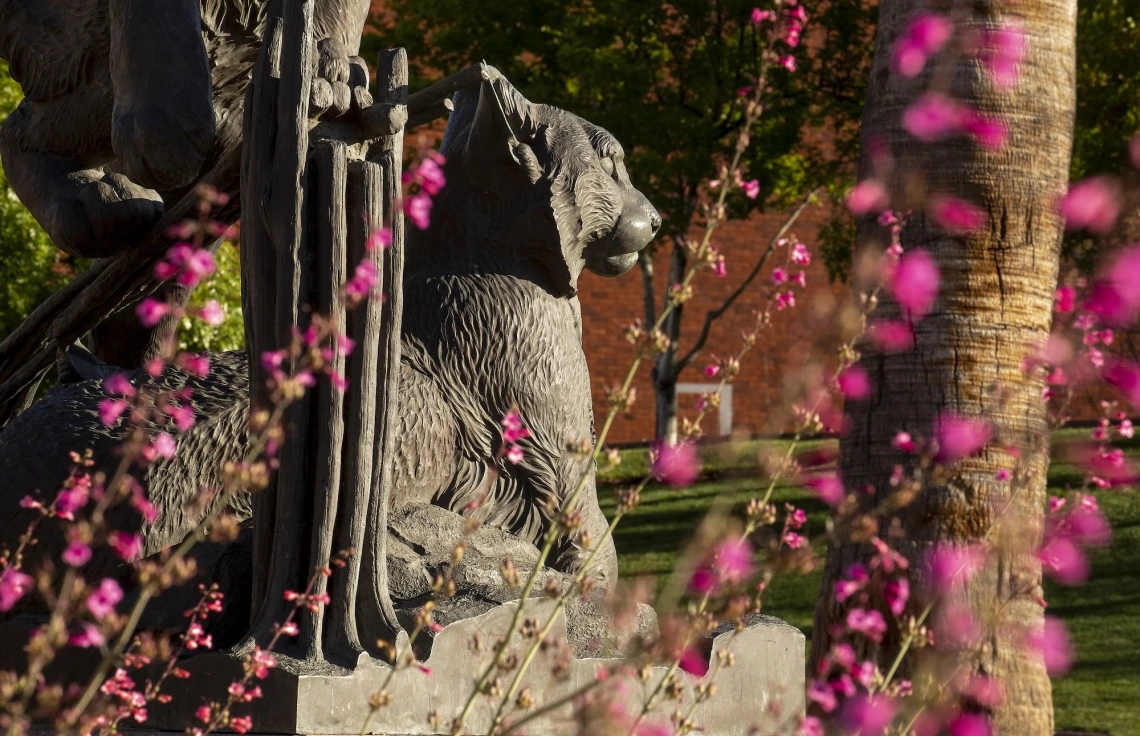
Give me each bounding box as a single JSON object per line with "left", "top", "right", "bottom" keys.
{"left": 135, "top": 600, "right": 804, "bottom": 735}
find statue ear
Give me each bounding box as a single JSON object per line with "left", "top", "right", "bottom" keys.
{"left": 465, "top": 79, "right": 517, "bottom": 157}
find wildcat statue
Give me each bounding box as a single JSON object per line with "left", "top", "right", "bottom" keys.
{"left": 0, "top": 72, "right": 660, "bottom": 603}
{"left": 0, "top": 0, "right": 371, "bottom": 259}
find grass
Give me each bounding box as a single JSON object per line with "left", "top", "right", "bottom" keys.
{"left": 598, "top": 433, "right": 1140, "bottom": 735}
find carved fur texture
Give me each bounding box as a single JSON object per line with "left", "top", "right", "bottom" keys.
{"left": 0, "top": 73, "right": 659, "bottom": 606}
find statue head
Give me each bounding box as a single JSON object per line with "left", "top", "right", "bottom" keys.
{"left": 421, "top": 69, "right": 661, "bottom": 298}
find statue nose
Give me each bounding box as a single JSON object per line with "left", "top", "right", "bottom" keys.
{"left": 648, "top": 205, "right": 662, "bottom": 235}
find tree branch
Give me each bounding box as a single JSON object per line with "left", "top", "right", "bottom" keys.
{"left": 674, "top": 189, "right": 818, "bottom": 374}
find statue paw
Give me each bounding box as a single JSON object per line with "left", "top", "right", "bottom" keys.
{"left": 310, "top": 39, "right": 372, "bottom": 119}
{"left": 46, "top": 173, "right": 164, "bottom": 258}
{"left": 113, "top": 103, "right": 215, "bottom": 192}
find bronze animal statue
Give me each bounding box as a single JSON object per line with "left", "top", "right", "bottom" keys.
{"left": 0, "top": 73, "right": 659, "bottom": 603}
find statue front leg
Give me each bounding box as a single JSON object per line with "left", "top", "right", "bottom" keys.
{"left": 109, "top": 0, "right": 215, "bottom": 192}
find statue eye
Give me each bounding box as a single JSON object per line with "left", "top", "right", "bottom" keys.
{"left": 600, "top": 156, "right": 615, "bottom": 177}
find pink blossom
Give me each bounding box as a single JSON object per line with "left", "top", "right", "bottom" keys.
{"left": 1120, "top": 419, "right": 1134, "bottom": 438}
{"left": 783, "top": 531, "right": 806, "bottom": 549}
{"left": 704, "top": 363, "right": 720, "bottom": 378}
{"left": 345, "top": 260, "right": 379, "bottom": 300}
{"left": 948, "top": 713, "right": 992, "bottom": 736}
{"left": 178, "top": 249, "right": 217, "bottom": 287}
{"left": 416, "top": 157, "right": 447, "bottom": 196}
{"left": 800, "top": 716, "right": 824, "bottom": 736}
{"left": 196, "top": 706, "right": 212, "bottom": 723}
{"left": 1029, "top": 616, "right": 1073, "bottom": 676}
{"left": 678, "top": 647, "right": 709, "bottom": 676}
{"left": 0, "top": 569, "right": 33, "bottom": 611}
{"left": 793, "top": 270, "right": 807, "bottom": 287}
{"left": 651, "top": 441, "right": 700, "bottom": 488}
{"left": 892, "top": 13, "right": 952, "bottom": 78}
{"left": 501, "top": 410, "right": 530, "bottom": 444}
{"left": 980, "top": 19, "right": 1027, "bottom": 90}
{"left": 178, "top": 353, "right": 210, "bottom": 378}
{"left": 805, "top": 473, "right": 844, "bottom": 506}
{"left": 251, "top": 647, "right": 277, "bottom": 678}
{"left": 840, "top": 694, "right": 897, "bottom": 736}
{"left": 230, "top": 716, "right": 253, "bottom": 734}
{"left": 934, "top": 603, "right": 981, "bottom": 648}
{"left": 712, "top": 256, "right": 727, "bottom": 277}
{"left": 846, "top": 608, "right": 887, "bottom": 641}
{"left": 367, "top": 227, "right": 392, "bottom": 251}
{"left": 1038, "top": 536, "right": 1088, "bottom": 585}
{"left": 838, "top": 365, "right": 871, "bottom": 400}
{"left": 69, "top": 623, "right": 105, "bottom": 649}
{"left": 775, "top": 290, "right": 796, "bottom": 310}
{"left": 789, "top": 506, "right": 807, "bottom": 529}
{"left": 405, "top": 191, "right": 433, "bottom": 230}
{"left": 145, "top": 432, "right": 178, "bottom": 462}
{"left": 791, "top": 242, "right": 811, "bottom": 265}
{"left": 846, "top": 180, "right": 889, "bottom": 215}
{"left": 167, "top": 404, "right": 196, "bottom": 433}
{"left": 63, "top": 542, "right": 92, "bottom": 567}
{"left": 995, "top": 467, "right": 1012, "bottom": 481}
{"left": 198, "top": 299, "right": 225, "bottom": 327}
{"left": 742, "top": 179, "right": 760, "bottom": 199}
{"left": 934, "top": 412, "right": 991, "bottom": 462}
{"left": 750, "top": 8, "right": 773, "bottom": 23}
{"left": 713, "top": 538, "right": 753, "bottom": 583}
{"left": 108, "top": 531, "right": 143, "bottom": 561}
{"left": 925, "top": 544, "right": 985, "bottom": 593}
{"left": 87, "top": 578, "right": 124, "bottom": 619}
{"left": 136, "top": 298, "right": 169, "bottom": 328}
{"left": 963, "top": 113, "right": 1008, "bottom": 149}
{"left": 807, "top": 679, "right": 837, "bottom": 713}
{"left": 891, "top": 249, "right": 940, "bottom": 318}
{"left": 929, "top": 195, "right": 987, "bottom": 233}
{"left": 883, "top": 577, "right": 909, "bottom": 616}
{"left": 834, "top": 563, "right": 868, "bottom": 603}
{"left": 902, "top": 93, "right": 963, "bottom": 142}
{"left": 867, "top": 320, "right": 914, "bottom": 352}
{"left": 1104, "top": 360, "right": 1140, "bottom": 410}
{"left": 1054, "top": 286, "right": 1076, "bottom": 313}
{"left": 1060, "top": 177, "right": 1122, "bottom": 234}
{"left": 892, "top": 431, "right": 916, "bottom": 452}
{"left": 771, "top": 267, "right": 788, "bottom": 284}
{"left": 779, "top": 56, "right": 796, "bottom": 72}
{"left": 99, "top": 399, "right": 128, "bottom": 426}
{"left": 506, "top": 446, "right": 525, "bottom": 465}
{"left": 104, "top": 373, "right": 135, "bottom": 397}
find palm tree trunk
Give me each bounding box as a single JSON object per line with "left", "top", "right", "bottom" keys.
{"left": 810, "top": 2, "right": 1076, "bottom": 734}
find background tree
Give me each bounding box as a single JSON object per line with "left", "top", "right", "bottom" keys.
{"left": 810, "top": 2, "right": 1076, "bottom": 735}
{"left": 369, "top": 0, "right": 875, "bottom": 440}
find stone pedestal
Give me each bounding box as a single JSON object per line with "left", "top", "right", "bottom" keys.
{"left": 139, "top": 600, "right": 804, "bottom": 735}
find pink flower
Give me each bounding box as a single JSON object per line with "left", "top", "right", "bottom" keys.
{"left": 925, "top": 544, "right": 985, "bottom": 593}
{"left": 501, "top": 410, "right": 530, "bottom": 443}
{"left": 775, "top": 290, "right": 796, "bottom": 310}
{"left": 742, "top": 179, "right": 760, "bottom": 199}
{"left": 63, "top": 542, "right": 92, "bottom": 567}
{"left": 771, "top": 266, "right": 788, "bottom": 285}
{"left": 230, "top": 716, "right": 253, "bottom": 734}
{"left": 179, "top": 249, "right": 217, "bottom": 287}
{"left": 791, "top": 242, "right": 811, "bottom": 265}
{"left": 1054, "top": 285, "right": 1076, "bottom": 313}
{"left": 712, "top": 256, "right": 727, "bottom": 278}
{"left": 980, "top": 19, "right": 1027, "bottom": 90}
{"left": 891, "top": 249, "right": 940, "bottom": 319}
{"left": 867, "top": 320, "right": 914, "bottom": 352}
{"left": 678, "top": 647, "right": 708, "bottom": 676}
{"left": 883, "top": 577, "right": 909, "bottom": 616}
{"left": 713, "top": 538, "right": 753, "bottom": 583}
{"left": 805, "top": 473, "right": 844, "bottom": 506}
{"left": 1060, "top": 177, "right": 1122, "bottom": 234}
{"left": 144, "top": 432, "right": 178, "bottom": 462}
{"left": 846, "top": 180, "right": 889, "bottom": 215}
{"left": 104, "top": 373, "right": 135, "bottom": 397}
{"left": 840, "top": 694, "right": 897, "bottom": 736}
{"left": 934, "top": 412, "right": 991, "bottom": 463}
{"left": 136, "top": 298, "right": 169, "bottom": 328}
{"left": 838, "top": 365, "right": 871, "bottom": 400}
{"left": 651, "top": 441, "right": 700, "bottom": 488}
{"left": 345, "top": 260, "right": 378, "bottom": 300}
{"left": 892, "top": 431, "right": 916, "bottom": 452}
{"left": 1037, "top": 536, "right": 1087, "bottom": 585}
{"left": 807, "top": 679, "right": 837, "bottom": 713}
{"left": 902, "top": 93, "right": 963, "bottom": 142}
{"left": 506, "top": 445, "right": 524, "bottom": 465}
{"left": 69, "top": 623, "right": 105, "bottom": 649}
{"left": 929, "top": 195, "right": 987, "bottom": 232}
{"left": 779, "top": 55, "right": 796, "bottom": 72}
{"left": 846, "top": 608, "right": 887, "bottom": 641}
{"left": 87, "top": 578, "right": 124, "bottom": 619}
{"left": 789, "top": 507, "right": 807, "bottom": 529}
{"left": 892, "top": 13, "right": 952, "bottom": 78}
{"left": 948, "top": 713, "right": 992, "bottom": 736}
{"left": 750, "top": 8, "right": 773, "bottom": 23}
{"left": 99, "top": 399, "right": 128, "bottom": 427}
{"left": 367, "top": 227, "right": 392, "bottom": 251}
{"left": 834, "top": 563, "right": 868, "bottom": 602}
{"left": 196, "top": 706, "right": 212, "bottom": 723}
{"left": 1029, "top": 616, "right": 1073, "bottom": 676}
{"left": 178, "top": 353, "right": 210, "bottom": 378}
{"left": 783, "top": 531, "right": 806, "bottom": 549}
{"left": 416, "top": 157, "right": 447, "bottom": 196}
{"left": 704, "top": 363, "right": 720, "bottom": 378}
{"left": 405, "top": 191, "right": 433, "bottom": 230}
{"left": 108, "top": 531, "right": 143, "bottom": 561}
{"left": 0, "top": 569, "right": 33, "bottom": 611}
{"left": 995, "top": 467, "right": 1012, "bottom": 481}
{"left": 198, "top": 300, "right": 225, "bottom": 327}
{"left": 800, "top": 716, "right": 824, "bottom": 736}
{"left": 963, "top": 113, "right": 1008, "bottom": 150}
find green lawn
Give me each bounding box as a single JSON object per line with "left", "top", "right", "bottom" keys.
{"left": 598, "top": 433, "right": 1140, "bottom": 735}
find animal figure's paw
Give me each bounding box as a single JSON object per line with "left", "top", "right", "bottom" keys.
{"left": 310, "top": 38, "right": 372, "bottom": 119}
{"left": 113, "top": 103, "right": 215, "bottom": 192}
{"left": 46, "top": 173, "right": 164, "bottom": 258}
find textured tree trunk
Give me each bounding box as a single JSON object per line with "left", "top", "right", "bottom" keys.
{"left": 810, "top": 2, "right": 1076, "bottom": 734}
